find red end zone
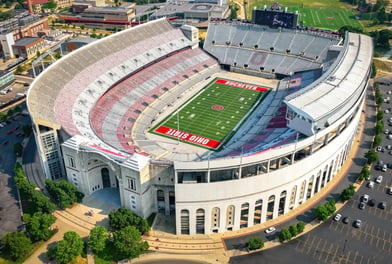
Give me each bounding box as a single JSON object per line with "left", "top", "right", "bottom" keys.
{"left": 215, "top": 79, "right": 269, "bottom": 92}
{"left": 154, "top": 126, "right": 221, "bottom": 149}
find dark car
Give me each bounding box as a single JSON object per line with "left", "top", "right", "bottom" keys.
{"left": 342, "top": 217, "right": 350, "bottom": 224}
{"left": 368, "top": 199, "right": 376, "bottom": 207}
{"left": 379, "top": 201, "right": 387, "bottom": 209}
{"left": 358, "top": 202, "right": 366, "bottom": 210}
{"left": 353, "top": 219, "right": 362, "bottom": 228}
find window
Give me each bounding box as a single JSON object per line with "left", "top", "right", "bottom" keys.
{"left": 67, "top": 156, "right": 75, "bottom": 168}
{"left": 127, "top": 177, "right": 136, "bottom": 190}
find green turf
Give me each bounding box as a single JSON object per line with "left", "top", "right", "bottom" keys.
{"left": 250, "top": 1, "right": 362, "bottom": 31}
{"left": 150, "top": 78, "right": 270, "bottom": 149}
{"left": 289, "top": 7, "right": 362, "bottom": 30}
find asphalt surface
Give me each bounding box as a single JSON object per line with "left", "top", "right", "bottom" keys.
{"left": 0, "top": 102, "right": 31, "bottom": 238}
{"left": 228, "top": 81, "right": 392, "bottom": 264}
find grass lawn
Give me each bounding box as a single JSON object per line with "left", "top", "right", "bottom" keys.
{"left": 150, "top": 78, "right": 270, "bottom": 149}
{"left": 247, "top": 0, "right": 362, "bottom": 30}
{"left": 289, "top": 7, "right": 362, "bottom": 30}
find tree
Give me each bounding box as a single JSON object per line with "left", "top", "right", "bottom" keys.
{"left": 26, "top": 212, "right": 56, "bottom": 241}
{"left": 341, "top": 185, "right": 355, "bottom": 201}
{"left": 1, "top": 232, "right": 32, "bottom": 260}
{"left": 289, "top": 224, "right": 298, "bottom": 237}
{"left": 52, "top": 231, "right": 84, "bottom": 264}
{"left": 279, "top": 228, "right": 292, "bottom": 242}
{"left": 45, "top": 179, "right": 80, "bottom": 208}
{"left": 373, "top": 135, "right": 382, "bottom": 147}
{"left": 112, "top": 226, "right": 149, "bottom": 260}
{"left": 248, "top": 237, "right": 264, "bottom": 250}
{"left": 315, "top": 204, "right": 329, "bottom": 221}
{"left": 0, "top": 111, "right": 6, "bottom": 121}
{"left": 374, "top": 121, "right": 384, "bottom": 135}
{"left": 377, "top": 110, "right": 384, "bottom": 121}
{"left": 13, "top": 142, "right": 23, "bottom": 157}
{"left": 15, "top": 65, "right": 24, "bottom": 74}
{"left": 43, "top": 0, "right": 57, "bottom": 11}
{"left": 109, "top": 207, "right": 150, "bottom": 234}
{"left": 22, "top": 124, "right": 32, "bottom": 137}
{"left": 88, "top": 226, "right": 108, "bottom": 253}
{"left": 364, "top": 149, "right": 378, "bottom": 164}
{"left": 296, "top": 221, "right": 305, "bottom": 233}
{"left": 324, "top": 199, "right": 336, "bottom": 215}
{"left": 358, "top": 165, "right": 370, "bottom": 181}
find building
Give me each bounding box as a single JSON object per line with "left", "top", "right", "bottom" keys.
{"left": 60, "top": 3, "right": 136, "bottom": 30}
{"left": 149, "top": 2, "right": 230, "bottom": 22}
{"left": 0, "top": 70, "right": 15, "bottom": 91}
{"left": 12, "top": 37, "right": 45, "bottom": 59}
{"left": 27, "top": 18, "right": 373, "bottom": 235}
{"left": 0, "top": 12, "right": 49, "bottom": 59}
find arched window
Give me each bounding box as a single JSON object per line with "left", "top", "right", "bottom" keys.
{"left": 290, "top": 186, "right": 297, "bottom": 208}
{"left": 278, "top": 191, "right": 287, "bottom": 216}
{"left": 196, "top": 209, "right": 205, "bottom": 234}
{"left": 267, "top": 195, "right": 275, "bottom": 220}
{"left": 180, "top": 209, "right": 189, "bottom": 234}
{"left": 240, "top": 203, "right": 249, "bottom": 228}
{"left": 211, "top": 207, "right": 220, "bottom": 231}
{"left": 226, "top": 205, "right": 235, "bottom": 231}
{"left": 254, "top": 199, "right": 263, "bottom": 225}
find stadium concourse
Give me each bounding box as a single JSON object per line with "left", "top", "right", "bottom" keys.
{"left": 27, "top": 16, "right": 373, "bottom": 238}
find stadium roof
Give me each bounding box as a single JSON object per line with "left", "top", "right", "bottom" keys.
{"left": 285, "top": 32, "right": 373, "bottom": 123}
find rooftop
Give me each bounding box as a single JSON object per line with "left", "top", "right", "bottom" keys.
{"left": 14, "top": 37, "right": 43, "bottom": 46}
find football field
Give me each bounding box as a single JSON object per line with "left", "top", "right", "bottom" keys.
{"left": 290, "top": 7, "right": 362, "bottom": 30}
{"left": 151, "top": 78, "right": 270, "bottom": 149}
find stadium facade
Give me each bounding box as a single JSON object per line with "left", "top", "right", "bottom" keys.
{"left": 27, "top": 18, "right": 373, "bottom": 235}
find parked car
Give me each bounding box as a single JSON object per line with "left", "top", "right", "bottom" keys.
{"left": 367, "top": 181, "right": 374, "bottom": 188}
{"left": 353, "top": 219, "right": 362, "bottom": 228}
{"left": 388, "top": 187, "right": 392, "bottom": 195}
{"left": 334, "top": 213, "right": 342, "bottom": 221}
{"left": 362, "top": 194, "right": 369, "bottom": 203}
{"left": 342, "top": 217, "right": 350, "bottom": 224}
{"left": 379, "top": 201, "right": 387, "bottom": 209}
{"left": 358, "top": 202, "right": 366, "bottom": 210}
{"left": 376, "top": 175, "right": 383, "bottom": 184}
{"left": 265, "top": 226, "right": 276, "bottom": 234}
{"left": 382, "top": 165, "right": 387, "bottom": 172}
{"left": 368, "top": 199, "right": 376, "bottom": 207}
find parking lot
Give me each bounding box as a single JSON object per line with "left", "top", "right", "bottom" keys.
{"left": 230, "top": 82, "right": 392, "bottom": 264}
{"left": 0, "top": 103, "right": 32, "bottom": 238}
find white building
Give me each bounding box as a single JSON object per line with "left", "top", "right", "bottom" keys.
{"left": 27, "top": 19, "right": 373, "bottom": 235}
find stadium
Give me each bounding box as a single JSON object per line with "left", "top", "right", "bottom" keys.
{"left": 27, "top": 17, "right": 373, "bottom": 235}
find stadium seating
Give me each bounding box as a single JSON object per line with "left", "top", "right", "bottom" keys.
{"left": 204, "top": 22, "right": 340, "bottom": 75}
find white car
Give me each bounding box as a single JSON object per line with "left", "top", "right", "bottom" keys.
{"left": 362, "top": 194, "right": 369, "bottom": 203}
{"left": 265, "top": 226, "right": 276, "bottom": 234}
{"left": 367, "top": 181, "right": 374, "bottom": 188}
{"left": 334, "top": 213, "right": 342, "bottom": 221}
{"left": 376, "top": 175, "right": 383, "bottom": 184}
{"left": 388, "top": 187, "right": 392, "bottom": 195}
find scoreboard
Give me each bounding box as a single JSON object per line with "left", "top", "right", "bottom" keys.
{"left": 252, "top": 8, "right": 298, "bottom": 29}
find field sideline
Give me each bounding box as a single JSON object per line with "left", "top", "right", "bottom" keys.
{"left": 150, "top": 78, "right": 271, "bottom": 149}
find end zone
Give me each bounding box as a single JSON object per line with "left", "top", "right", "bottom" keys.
{"left": 154, "top": 126, "right": 221, "bottom": 149}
